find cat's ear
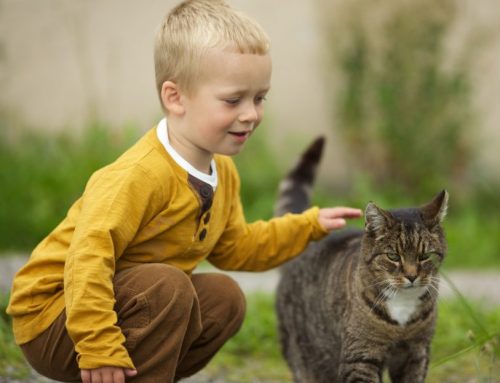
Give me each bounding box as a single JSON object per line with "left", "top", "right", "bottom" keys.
{"left": 420, "top": 190, "right": 449, "bottom": 227}
{"left": 365, "top": 202, "right": 394, "bottom": 236}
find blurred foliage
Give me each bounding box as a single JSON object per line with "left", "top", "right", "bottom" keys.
{"left": 233, "top": 127, "right": 281, "bottom": 222}
{"left": 0, "top": 119, "right": 279, "bottom": 252}
{"left": 329, "top": 0, "right": 478, "bottom": 203}
{"left": 316, "top": 0, "right": 500, "bottom": 269}
{"left": 0, "top": 119, "right": 499, "bottom": 268}
{"left": 0, "top": 119, "right": 139, "bottom": 251}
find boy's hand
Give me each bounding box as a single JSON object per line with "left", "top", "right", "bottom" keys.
{"left": 81, "top": 367, "right": 137, "bottom": 383}
{"left": 318, "top": 207, "right": 363, "bottom": 231}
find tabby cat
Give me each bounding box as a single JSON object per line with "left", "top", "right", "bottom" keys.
{"left": 275, "top": 137, "right": 448, "bottom": 383}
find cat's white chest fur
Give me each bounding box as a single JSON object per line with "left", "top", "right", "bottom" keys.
{"left": 385, "top": 288, "right": 426, "bottom": 326}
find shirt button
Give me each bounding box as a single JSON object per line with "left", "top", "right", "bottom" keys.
{"left": 200, "top": 185, "right": 212, "bottom": 198}
{"left": 204, "top": 213, "right": 211, "bottom": 224}
{"left": 199, "top": 229, "right": 207, "bottom": 241}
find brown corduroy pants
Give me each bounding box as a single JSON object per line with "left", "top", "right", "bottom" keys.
{"left": 20, "top": 263, "right": 246, "bottom": 382}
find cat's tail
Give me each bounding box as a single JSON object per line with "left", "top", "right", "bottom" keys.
{"left": 274, "top": 136, "right": 325, "bottom": 217}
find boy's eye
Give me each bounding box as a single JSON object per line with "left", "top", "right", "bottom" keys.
{"left": 225, "top": 98, "right": 240, "bottom": 105}
{"left": 255, "top": 95, "right": 267, "bottom": 104}
{"left": 386, "top": 253, "right": 400, "bottom": 262}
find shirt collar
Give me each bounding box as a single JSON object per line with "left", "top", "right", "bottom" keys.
{"left": 156, "top": 118, "right": 218, "bottom": 190}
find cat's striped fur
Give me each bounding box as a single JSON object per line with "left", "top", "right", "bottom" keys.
{"left": 275, "top": 137, "right": 448, "bottom": 383}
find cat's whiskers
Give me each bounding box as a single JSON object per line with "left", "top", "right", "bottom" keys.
{"left": 370, "top": 282, "right": 397, "bottom": 314}
{"left": 365, "top": 278, "right": 391, "bottom": 290}
{"left": 425, "top": 278, "right": 441, "bottom": 300}
{"left": 428, "top": 275, "right": 441, "bottom": 284}
{"left": 428, "top": 276, "right": 441, "bottom": 289}
{"left": 369, "top": 286, "right": 389, "bottom": 313}
{"left": 423, "top": 285, "right": 439, "bottom": 301}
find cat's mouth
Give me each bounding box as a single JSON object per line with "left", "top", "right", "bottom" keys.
{"left": 394, "top": 281, "right": 426, "bottom": 290}
{"left": 402, "top": 284, "right": 418, "bottom": 290}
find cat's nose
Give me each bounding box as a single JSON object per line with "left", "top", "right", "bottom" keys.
{"left": 406, "top": 275, "right": 417, "bottom": 283}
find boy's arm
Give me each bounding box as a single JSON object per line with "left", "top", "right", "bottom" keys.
{"left": 64, "top": 165, "right": 162, "bottom": 370}
{"left": 207, "top": 163, "right": 361, "bottom": 271}
{"left": 208, "top": 196, "right": 327, "bottom": 271}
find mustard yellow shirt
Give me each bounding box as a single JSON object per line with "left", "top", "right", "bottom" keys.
{"left": 7, "top": 122, "right": 327, "bottom": 370}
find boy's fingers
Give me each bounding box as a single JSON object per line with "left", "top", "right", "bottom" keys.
{"left": 81, "top": 370, "right": 91, "bottom": 383}
{"left": 327, "top": 207, "right": 363, "bottom": 219}
{"left": 328, "top": 218, "right": 346, "bottom": 229}
{"left": 125, "top": 369, "right": 138, "bottom": 377}
{"left": 112, "top": 369, "right": 125, "bottom": 383}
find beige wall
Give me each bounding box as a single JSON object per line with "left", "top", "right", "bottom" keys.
{"left": 0, "top": 0, "right": 498, "bottom": 181}
{"left": 0, "top": 0, "right": 332, "bottom": 134}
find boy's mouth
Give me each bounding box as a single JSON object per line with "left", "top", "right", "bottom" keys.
{"left": 229, "top": 130, "right": 250, "bottom": 136}
{"left": 228, "top": 130, "right": 252, "bottom": 142}
{"left": 228, "top": 131, "right": 251, "bottom": 137}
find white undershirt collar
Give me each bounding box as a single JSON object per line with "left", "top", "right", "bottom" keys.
{"left": 156, "top": 118, "right": 218, "bottom": 189}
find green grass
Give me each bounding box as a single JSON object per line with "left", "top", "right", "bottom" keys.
{"left": 0, "top": 293, "right": 31, "bottom": 380}
{"left": 206, "top": 293, "right": 500, "bottom": 382}
{"left": 1, "top": 291, "right": 498, "bottom": 381}
{"left": 430, "top": 300, "right": 499, "bottom": 382}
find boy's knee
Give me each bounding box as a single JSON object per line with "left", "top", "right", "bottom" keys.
{"left": 144, "top": 264, "right": 195, "bottom": 305}
{"left": 215, "top": 274, "right": 246, "bottom": 319}
{"left": 115, "top": 263, "right": 196, "bottom": 313}
{"left": 194, "top": 273, "right": 246, "bottom": 324}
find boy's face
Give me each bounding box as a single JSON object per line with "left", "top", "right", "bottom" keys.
{"left": 178, "top": 48, "right": 272, "bottom": 160}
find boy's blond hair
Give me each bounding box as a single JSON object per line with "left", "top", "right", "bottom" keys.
{"left": 154, "top": 0, "right": 270, "bottom": 100}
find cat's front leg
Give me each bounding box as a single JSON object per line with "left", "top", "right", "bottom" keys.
{"left": 338, "top": 337, "right": 384, "bottom": 383}
{"left": 338, "top": 354, "right": 383, "bottom": 383}
{"left": 388, "top": 341, "right": 430, "bottom": 383}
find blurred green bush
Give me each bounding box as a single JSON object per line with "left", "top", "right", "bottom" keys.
{"left": 327, "top": 0, "right": 480, "bottom": 202}
{"left": 0, "top": 120, "right": 139, "bottom": 250}
{"left": 1, "top": 120, "right": 498, "bottom": 268}
{"left": 0, "top": 120, "right": 279, "bottom": 252}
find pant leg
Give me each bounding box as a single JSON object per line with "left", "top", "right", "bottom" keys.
{"left": 174, "top": 272, "right": 246, "bottom": 380}
{"left": 20, "top": 264, "right": 245, "bottom": 383}
{"left": 20, "top": 263, "right": 201, "bottom": 382}
{"left": 20, "top": 310, "right": 80, "bottom": 382}
{"left": 112, "top": 263, "right": 203, "bottom": 382}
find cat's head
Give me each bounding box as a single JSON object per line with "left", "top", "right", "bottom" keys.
{"left": 362, "top": 190, "right": 448, "bottom": 291}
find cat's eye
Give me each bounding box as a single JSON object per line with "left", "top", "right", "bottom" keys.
{"left": 386, "top": 253, "right": 400, "bottom": 262}
{"left": 420, "top": 252, "right": 438, "bottom": 262}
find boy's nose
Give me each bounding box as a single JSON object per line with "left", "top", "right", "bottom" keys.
{"left": 239, "top": 104, "right": 259, "bottom": 123}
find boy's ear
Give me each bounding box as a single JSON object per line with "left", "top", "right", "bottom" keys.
{"left": 161, "top": 81, "right": 185, "bottom": 115}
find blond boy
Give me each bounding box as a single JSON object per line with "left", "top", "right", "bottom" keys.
{"left": 7, "top": 1, "right": 362, "bottom": 382}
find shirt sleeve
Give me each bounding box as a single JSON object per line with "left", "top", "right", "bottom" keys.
{"left": 207, "top": 163, "right": 328, "bottom": 271}
{"left": 64, "top": 164, "right": 162, "bottom": 370}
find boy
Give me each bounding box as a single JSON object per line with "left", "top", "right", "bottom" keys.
{"left": 7, "top": 1, "right": 362, "bottom": 382}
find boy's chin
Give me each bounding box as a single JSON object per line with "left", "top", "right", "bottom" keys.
{"left": 216, "top": 144, "right": 247, "bottom": 157}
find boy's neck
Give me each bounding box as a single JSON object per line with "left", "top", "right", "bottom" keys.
{"left": 165, "top": 119, "right": 213, "bottom": 175}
